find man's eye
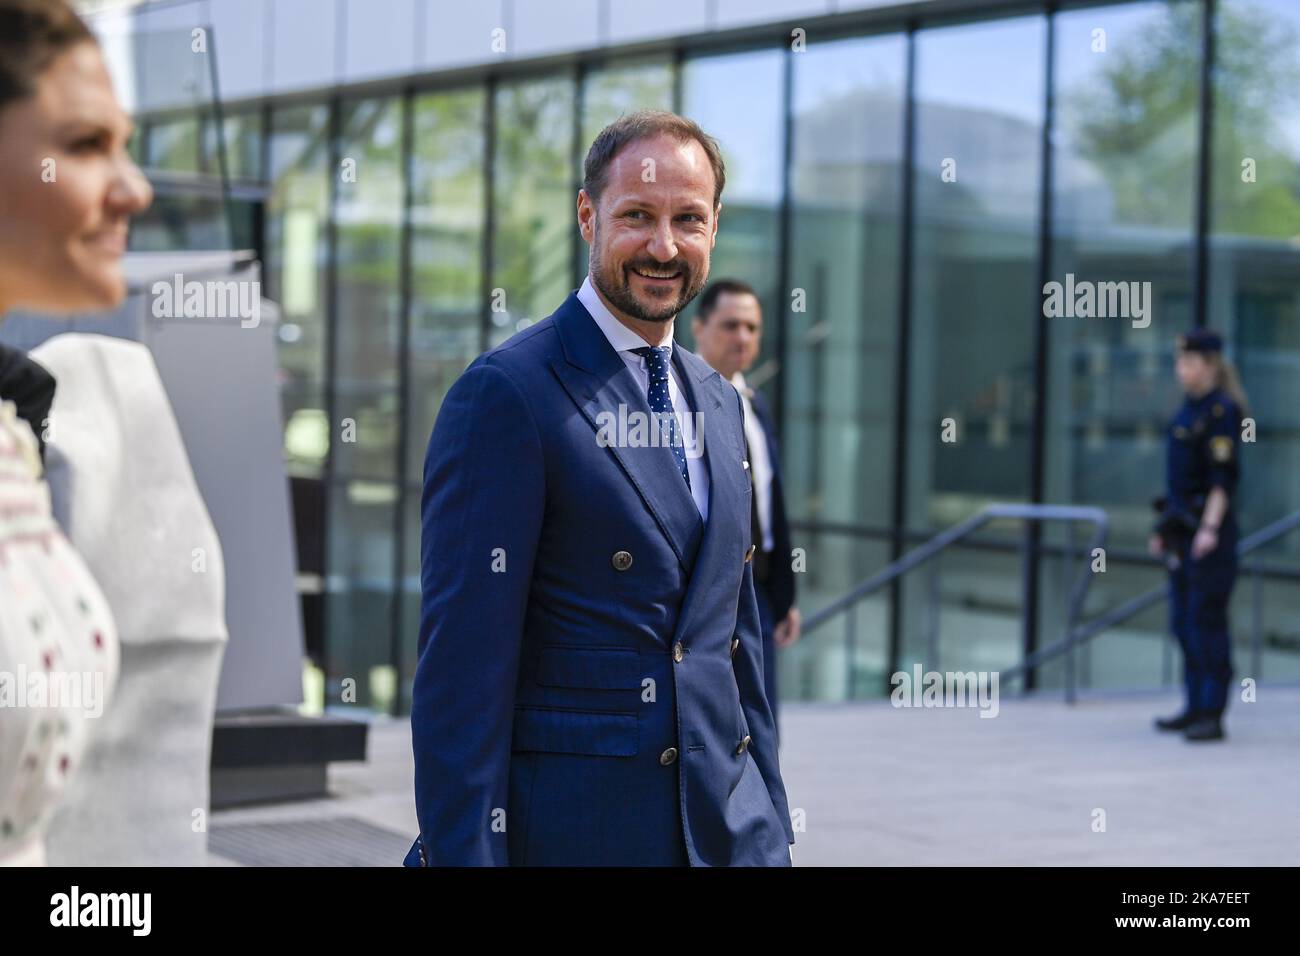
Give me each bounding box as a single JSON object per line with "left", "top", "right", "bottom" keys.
{"left": 624, "top": 210, "right": 646, "bottom": 220}
{"left": 69, "top": 135, "right": 106, "bottom": 153}
{"left": 678, "top": 214, "right": 702, "bottom": 222}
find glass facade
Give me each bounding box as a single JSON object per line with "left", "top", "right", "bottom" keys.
{"left": 400, "top": 87, "right": 490, "bottom": 711}
{"left": 903, "top": 15, "right": 1048, "bottom": 685}
{"left": 1207, "top": 0, "right": 1300, "bottom": 682}
{"left": 784, "top": 32, "right": 907, "bottom": 698}
{"left": 1039, "top": 1, "right": 1201, "bottom": 688}
{"left": 490, "top": 75, "right": 577, "bottom": 346}
{"left": 266, "top": 103, "right": 331, "bottom": 481}
{"left": 137, "top": 0, "right": 1300, "bottom": 713}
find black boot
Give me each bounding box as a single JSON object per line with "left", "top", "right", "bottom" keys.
{"left": 1154, "top": 711, "right": 1197, "bottom": 732}
{"left": 1184, "top": 715, "right": 1225, "bottom": 741}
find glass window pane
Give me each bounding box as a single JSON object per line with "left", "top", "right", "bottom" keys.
{"left": 906, "top": 16, "right": 1046, "bottom": 530}
{"left": 407, "top": 88, "right": 487, "bottom": 486}
{"left": 1209, "top": 0, "right": 1300, "bottom": 680}
{"left": 1209, "top": 0, "right": 1300, "bottom": 562}
{"left": 145, "top": 111, "right": 202, "bottom": 173}
{"left": 267, "top": 103, "right": 331, "bottom": 479}
{"left": 491, "top": 75, "right": 576, "bottom": 345}
{"left": 580, "top": 60, "right": 675, "bottom": 151}
{"left": 680, "top": 50, "right": 785, "bottom": 362}
{"left": 903, "top": 15, "right": 1046, "bottom": 671}
{"left": 324, "top": 479, "right": 398, "bottom": 713}
{"left": 334, "top": 96, "right": 404, "bottom": 482}
{"left": 203, "top": 106, "right": 264, "bottom": 182}
{"left": 1045, "top": 0, "right": 1200, "bottom": 542}
{"left": 787, "top": 530, "right": 892, "bottom": 702}
{"left": 786, "top": 32, "right": 907, "bottom": 531}
{"left": 1038, "top": 1, "right": 1203, "bottom": 677}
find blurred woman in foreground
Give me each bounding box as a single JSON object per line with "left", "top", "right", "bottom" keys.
{"left": 0, "top": 0, "right": 151, "bottom": 865}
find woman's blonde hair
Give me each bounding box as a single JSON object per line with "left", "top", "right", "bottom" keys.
{"left": 1211, "top": 352, "right": 1251, "bottom": 419}
{"left": 1176, "top": 332, "right": 1251, "bottom": 418}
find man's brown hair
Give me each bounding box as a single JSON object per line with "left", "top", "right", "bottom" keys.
{"left": 583, "top": 109, "right": 727, "bottom": 209}
{"left": 0, "top": 0, "right": 97, "bottom": 111}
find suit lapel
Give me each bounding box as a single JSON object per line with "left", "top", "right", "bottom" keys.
{"left": 671, "top": 349, "right": 749, "bottom": 644}
{"left": 549, "top": 294, "right": 705, "bottom": 573}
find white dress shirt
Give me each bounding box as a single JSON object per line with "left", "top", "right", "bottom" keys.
{"left": 577, "top": 276, "right": 710, "bottom": 521}
{"left": 732, "top": 372, "right": 775, "bottom": 553}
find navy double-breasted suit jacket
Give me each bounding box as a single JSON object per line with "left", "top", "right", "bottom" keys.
{"left": 406, "top": 291, "right": 795, "bottom": 866}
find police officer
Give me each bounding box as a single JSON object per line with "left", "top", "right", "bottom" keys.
{"left": 1149, "top": 329, "right": 1248, "bottom": 742}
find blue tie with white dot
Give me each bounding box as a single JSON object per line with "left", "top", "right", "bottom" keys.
{"left": 632, "top": 345, "right": 691, "bottom": 491}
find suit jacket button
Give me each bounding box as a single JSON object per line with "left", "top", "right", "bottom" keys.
{"left": 672, "top": 642, "right": 684, "bottom": 663}
{"left": 730, "top": 638, "right": 740, "bottom": 659}
{"left": 659, "top": 747, "right": 678, "bottom": 766}
{"left": 744, "top": 544, "right": 756, "bottom": 563}
{"left": 612, "top": 550, "right": 633, "bottom": 571}
{"left": 735, "top": 735, "right": 752, "bottom": 756}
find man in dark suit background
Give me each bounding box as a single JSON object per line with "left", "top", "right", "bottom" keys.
{"left": 408, "top": 111, "right": 794, "bottom": 866}
{"left": 693, "top": 281, "right": 799, "bottom": 740}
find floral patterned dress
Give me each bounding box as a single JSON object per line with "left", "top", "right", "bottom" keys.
{"left": 0, "top": 399, "right": 118, "bottom": 866}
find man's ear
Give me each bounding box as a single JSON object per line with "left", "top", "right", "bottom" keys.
{"left": 577, "top": 189, "right": 595, "bottom": 243}
{"left": 710, "top": 201, "right": 722, "bottom": 248}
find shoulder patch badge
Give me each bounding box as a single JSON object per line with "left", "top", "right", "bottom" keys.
{"left": 1210, "top": 435, "right": 1233, "bottom": 463}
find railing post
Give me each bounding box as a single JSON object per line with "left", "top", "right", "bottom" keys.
{"left": 1064, "top": 623, "right": 1076, "bottom": 705}
{"left": 1251, "top": 560, "right": 1263, "bottom": 684}
{"left": 801, "top": 505, "right": 1122, "bottom": 705}
{"left": 1018, "top": 523, "right": 1038, "bottom": 692}
{"left": 925, "top": 554, "right": 941, "bottom": 673}
{"left": 844, "top": 603, "right": 857, "bottom": 701}
{"left": 1068, "top": 521, "right": 1091, "bottom": 691}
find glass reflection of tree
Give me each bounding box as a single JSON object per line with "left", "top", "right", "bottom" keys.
{"left": 1072, "top": 1, "right": 1300, "bottom": 233}
{"left": 494, "top": 79, "right": 575, "bottom": 325}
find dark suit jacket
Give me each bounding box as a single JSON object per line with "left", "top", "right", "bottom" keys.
{"left": 748, "top": 388, "right": 796, "bottom": 620}
{"left": 407, "top": 291, "right": 794, "bottom": 866}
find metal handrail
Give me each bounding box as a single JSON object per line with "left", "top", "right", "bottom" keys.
{"left": 803, "top": 503, "right": 1109, "bottom": 702}
{"left": 803, "top": 503, "right": 1300, "bottom": 705}
{"left": 1044, "top": 508, "right": 1300, "bottom": 694}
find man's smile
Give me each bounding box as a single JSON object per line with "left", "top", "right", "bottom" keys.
{"left": 629, "top": 266, "right": 683, "bottom": 289}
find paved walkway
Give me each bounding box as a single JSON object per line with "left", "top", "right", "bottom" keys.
{"left": 208, "top": 686, "right": 1300, "bottom": 866}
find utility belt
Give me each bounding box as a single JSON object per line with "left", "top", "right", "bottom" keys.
{"left": 1152, "top": 493, "right": 1206, "bottom": 563}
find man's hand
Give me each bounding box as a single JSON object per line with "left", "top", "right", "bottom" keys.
{"left": 774, "top": 607, "right": 802, "bottom": 648}
{"left": 1191, "top": 525, "right": 1219, "bottom": 560}
{"left": 1147, "top": 533, "right": 1164, "bottom": 557}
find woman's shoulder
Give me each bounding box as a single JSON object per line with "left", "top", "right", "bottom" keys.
{"left": 1206, "top": 389, "right": 1241, "bottom": 422}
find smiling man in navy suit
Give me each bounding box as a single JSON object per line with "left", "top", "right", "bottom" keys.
{"left": 406, "top": 110, "right": 795, "bottom": 867}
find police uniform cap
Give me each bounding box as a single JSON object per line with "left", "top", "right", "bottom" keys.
{"left": 1178, "top": 328, "right": 1223, "bottom": 354}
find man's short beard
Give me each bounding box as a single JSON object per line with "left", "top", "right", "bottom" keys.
{"left": 589, "top": 218, "right": 708, "bottom": 323}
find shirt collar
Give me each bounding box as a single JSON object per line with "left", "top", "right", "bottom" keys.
{"left": 730, "top": 371, "right": 753, "bottom": 399}
{"left": 578, "top": 275, "right": 675, "bottom": 356}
